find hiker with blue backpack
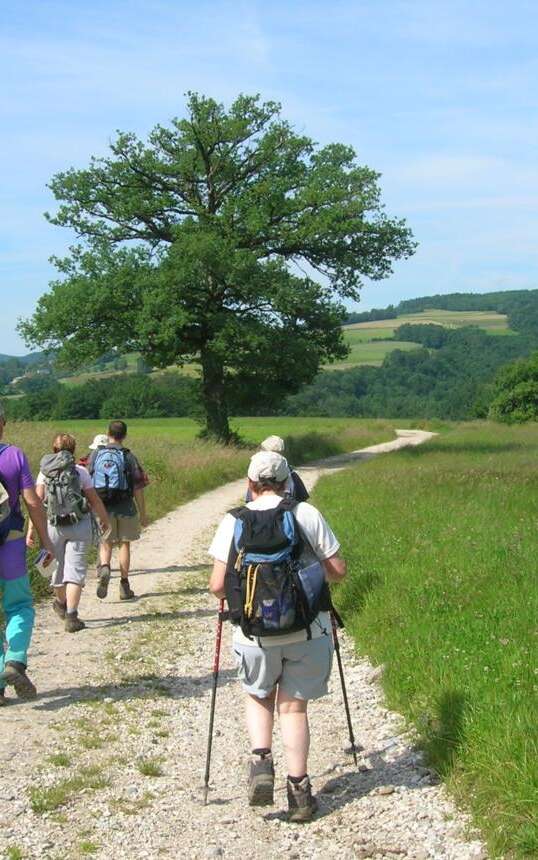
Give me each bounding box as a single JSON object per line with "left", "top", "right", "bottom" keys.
{"left": 90, "top": 421, "right": 148, "bottom": 601}
{"left": 27, "top": 433, "right": 111, "bottom": 632}
{"left": 209, "top": 450, "right": 346, "bottom": 821}
{"left": 0, "top": 403, "right": 55, "bottom": 703}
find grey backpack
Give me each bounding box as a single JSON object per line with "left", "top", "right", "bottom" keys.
{"left": 40, "top": 451, "right": 89, "bottom": 526}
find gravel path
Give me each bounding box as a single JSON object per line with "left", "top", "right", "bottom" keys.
{"left": 0, "top": 431, "right": 487, "bottom": 860}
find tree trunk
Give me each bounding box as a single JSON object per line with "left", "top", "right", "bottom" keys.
{"left": 200, "top": 346, "right": 231, "bottom": 442}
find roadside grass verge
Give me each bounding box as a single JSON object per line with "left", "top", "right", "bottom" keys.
{"left": 313, "top": 422, "right": 537, "bottom": 858}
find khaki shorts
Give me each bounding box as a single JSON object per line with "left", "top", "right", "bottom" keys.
{"left": 106, "top": 513, "right": 141, "bottom": 545}
{"left": 233, "top": 634, "right": 333, "bottom": 701}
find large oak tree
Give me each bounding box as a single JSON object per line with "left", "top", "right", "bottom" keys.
{"left": 21, "top": 94, "right": 415, "bottom": 440}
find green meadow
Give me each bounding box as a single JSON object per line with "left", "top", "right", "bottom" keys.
{"left": 313, "top": 422, "right": 537, "bottom": 858}
{"left": 8, "top": 416, "right": 398, "bottom": 524}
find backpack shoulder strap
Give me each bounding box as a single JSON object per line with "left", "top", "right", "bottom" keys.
{"left": 228, "top": 505, "right": 248, "bottom": 520}
{"left": 0, "top": 443, "right": 10, "bottom": 458}
{"left": 276, "top": 496, "right": 300, "bottom": 513}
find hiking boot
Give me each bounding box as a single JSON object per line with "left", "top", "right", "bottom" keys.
{"left": 0, "top": 688, "right": 7, "bottom": 706}
{"left": 96, "top": 563, "right": 111, "bottom": 599}
{"left": 65, "top": 612, "right": 86, "bottom": 633}
{"left": 248, "top": 751, "right": 275, "bottom": 806}
{"left": 1, "top": 661, "right": 37, "bottom": 701}
{"left": 286, "top": 776, "right": 318, "bottom": 822}
{"left": 52, "top": 599, "right": 67, "bottom": 620}
{"left": 119, "top": 578, "right": 135, "bottom": 601}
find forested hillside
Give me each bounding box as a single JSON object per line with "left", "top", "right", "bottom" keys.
{"left": 4, "top": 289, "right": 537, "bottom": 422}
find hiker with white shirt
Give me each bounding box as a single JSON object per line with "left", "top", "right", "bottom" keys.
{"left": 209, "top": 450, "right": 346, "bottom": 822}
{"left": 27, "top": 433, "right": 111, "bottom": 632}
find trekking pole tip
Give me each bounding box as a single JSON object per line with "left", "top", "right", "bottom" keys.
{"left": 202, "top": 784, "right": 209, "bottom": 805}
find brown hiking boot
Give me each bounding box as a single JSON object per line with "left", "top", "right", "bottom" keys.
{"left": 1, "top": 661, "right": 37, "bottom": 700}
{"left": 287, "top": 776, "right": 318, "bottom": 822}
{"left": 248, "top": 751, "right": 275, "bottom": 806}
{"left": 96, "top": 563, "right": 111, "bottom": 599}
{"left": 119, "top": 578, "right": 135, "bottom": 600}
{"left": 65, "top": 612, "right": 86, "bottom": 633}
{"left": 52, "top": 599, "right": 67, "bottom": 620}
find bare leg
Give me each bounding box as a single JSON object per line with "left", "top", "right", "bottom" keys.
{"left": 277, "top": 691, "right": 309, "bottom": 778}
{"left": 245, "top": 691, "right": 276, "bottom": 750}
{"left": 65, "top": 583, "right": 82, "bottom": 613}
{"left": 118, "top": 541, "right": 130, "bottom": 580}
{"left": 54, "top": 585, "right": 67, "bottom": 604}
{"left": 99, "top": 540, "right": 113, "bottom": 568}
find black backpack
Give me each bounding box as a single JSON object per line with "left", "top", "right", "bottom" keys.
{"left": 0, "top": 444, "right": 24, "bottom": 545}
{"left": 224, "top": 498, "right": 327, "bottom": 641}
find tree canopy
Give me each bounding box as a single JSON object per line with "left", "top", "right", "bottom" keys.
{"left": 20, "top": 93, "right": 415, "bottom": 439}
{"left": 488, "top": 352, "right": 538, "bottom": 423}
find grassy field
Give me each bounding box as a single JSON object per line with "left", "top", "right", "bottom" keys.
{"left": 8, "top": 416, "right": 399, "bottom": 525}
{"left": 313, "top": 422, "right": 537, "bottom": 858}
{"left": 5, "top": 416, "right": 398, "bottom": 603}
{"left": 335, "top": 309, "right": 512, "bottom": 369}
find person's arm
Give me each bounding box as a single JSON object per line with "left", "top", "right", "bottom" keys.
{"left": 26, "top": 483, "right": 45, "bottom": 547}
{"left": 209, "top": 560, "right": 227, "bottom": 599}
{"left": 134, "top": 488, "right": 148, "bottom": 528}
{"left": 84, "top": 487, "right": 111, "bottom": 532}
{"left": 323, "top": 552, "right": 347, "bottom": 582}
{"left": 23, "top": 487, "right": 55, "bottom": 557}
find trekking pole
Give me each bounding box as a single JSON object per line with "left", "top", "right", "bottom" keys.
{"left": 203, "top": 598, "right": 225, "bottom": 805}
{"left": 330, "top": 612, "right": 359, "bottom": 767}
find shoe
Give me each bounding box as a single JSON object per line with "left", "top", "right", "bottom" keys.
{"left": 287, "top": 776, "right": 318, "bottom": 822}
{"left": 119, "top": 579, "right": 135, "bottom": 601}
{"left": 96, "top": 564, "right": 111, "bottom": 599}
{"left": 0, "top": 689, "right": 7, "bottom": 706}
{"left": 65, "top": 612, "right": 86, "bottom": 633}
{"left": 52, "top": 599, "right": 67, "bottom": 620}
{"left": 1, "top": 661, "right": 37, "bottom": 701}
{"left": 248, "top": 752, "right": 275, "bottom": 806}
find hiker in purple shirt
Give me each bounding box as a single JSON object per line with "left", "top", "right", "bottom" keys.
{"left": 0, "top": 403, "right": 55, "bottom": 703}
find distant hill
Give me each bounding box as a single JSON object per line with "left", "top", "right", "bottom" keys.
{"left": 345, "top": 288, "right": 538, "bottom": 339}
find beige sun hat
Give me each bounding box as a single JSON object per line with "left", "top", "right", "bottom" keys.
{"left": 248, "top": 451, "right": 290, "bottom": 483}
{"left": 89, "top": 433, "right": 109, "bottom": 450}
{"left": 260, "top": 435, "right": 285, "bottom": 454}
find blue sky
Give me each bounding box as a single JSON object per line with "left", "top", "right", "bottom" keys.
{"left": 2, "top": 0, "right": 537, "bottom": 353}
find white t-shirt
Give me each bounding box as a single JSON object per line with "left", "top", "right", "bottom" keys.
{"left": 208, "top": 493, "right": 340, "bottom": 647}
{"left": 37, "top": 465, "right": 93, "bottom": 491}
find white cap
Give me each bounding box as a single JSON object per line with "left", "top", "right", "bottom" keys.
{"left": 260, "top": 435, "right": 285, "bottom": 453}
{"left": 248, "top": 451, "right": 290, "bottom": 483}
{"left": 89, "top": 433, "right": 109, "bottom": 450}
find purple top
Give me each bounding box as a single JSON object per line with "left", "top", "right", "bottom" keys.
{"left": 0, "top": 443, "right": 35, "bottom": 514}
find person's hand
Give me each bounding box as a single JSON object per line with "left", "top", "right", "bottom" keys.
{"left": 42, "top": 539, "right": 56, "bottom": 565}
{"left": 26, "top": 530, "right": 37, "bottom": 549}
{"left": 140, "top": 514, "right": 149, "bottom": 529}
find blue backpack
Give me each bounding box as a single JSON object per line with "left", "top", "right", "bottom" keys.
{"left": 224, "top": 498, "right": 324, "bottom": 640}
{"left": 90, "top": 446, "right": 132, "bottom": 503}
{"left": 0, "top": 444, "right": 25, "bottom": 545}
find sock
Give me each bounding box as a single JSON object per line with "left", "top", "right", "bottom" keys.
{"left": 288, "top": 774, "right": 308, "bottom": 784}
{"left": 66, "top": 610, "right": 78, "bottom": 617}
{"left": 252, "top": 748, "right": 271, "bottom": 758}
